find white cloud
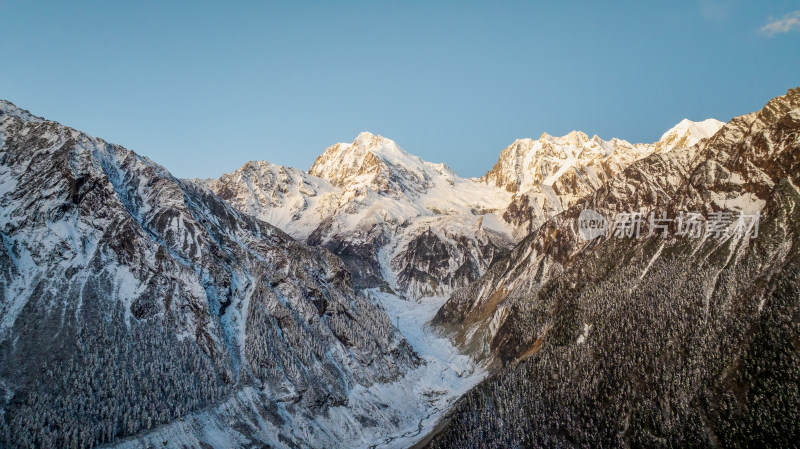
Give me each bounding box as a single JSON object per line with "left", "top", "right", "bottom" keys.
{"left": 761, "top": 10, "right": 800, "bottom": 36}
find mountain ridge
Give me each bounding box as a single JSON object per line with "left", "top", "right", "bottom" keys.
{"left": 210, "top": 119, "right": 723, "bottom": 298}
{"left": 426, "top": 87, "right": 800, "bottom": 448}
{"left": 210, "top": 132, "right": 517, "bottom": 297}
{"left": 0, "top": 100, "right": 432, "bottom": 448}
{"left": 1, "top": 93, "right": 770, "bottom": 449}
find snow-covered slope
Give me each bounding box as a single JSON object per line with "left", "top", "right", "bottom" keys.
{"left": 434, "top": 90, "right": 794, "bottom": 366}
{"left": 209, "top": 160, "right": 336, "bottom": 238}
{"left": 428, "top": 88, "right": 800, "bottom": 448}
{"left": 653, "top": 117, "right": 726, "bottom": 153}
{"left": 483, "top": 120, "right": 724, "bottom": 237}
{"left": 211, "top": 132, "right": 517, "bottom": 298}
{"left": 481, "top": 132, "right": 652, "bottom": 194}
{"left": 0, "top": 101, "right": 428, "bottom": 448}
{"left": 114, "top": 289, "right": 487, "bottom": 449}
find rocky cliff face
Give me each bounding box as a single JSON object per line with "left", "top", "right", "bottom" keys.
{"left": 0, "top": 101, "right": 420, "bottom": 448}
{"left": 428, "top": 88, "right": 800, "bottom": 448}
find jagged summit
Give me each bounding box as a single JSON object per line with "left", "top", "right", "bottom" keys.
{"left": 475, "top": 120, "right": 724, "bottom": 237}
{"left": 533, "top": 131, "right": 598, "bottom": 145}
{"left": 306, "top": 132, "right": 473, "bottom": 201}
{"left": 309, "top": 132, "right": 426, "bottom": 189}
{"left": 482, "top": 129, "right": 649, "bottom": 193}
{"left": 212, "top": 116, "right": 727, "bottom": 297}
{"left": 482, "top": 119, "right": 724, "bottom": 194}
{"left": 666, "top": 118, "right": 725, "bottom": 137}
{"left": 0, "top": 99, "right": 43, "bottom": 123}
{"left": 213, "top": 131, "right": 516, "bottom": 297}
{"left": 654, "top": 117, "right": 725, "bottom": 153}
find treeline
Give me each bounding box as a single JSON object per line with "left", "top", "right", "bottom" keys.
{"left": 429, "top": 245, "right": 800, "bottom": 448}
{"left": 0, "top": 308, "right": 230, "bottom": 449}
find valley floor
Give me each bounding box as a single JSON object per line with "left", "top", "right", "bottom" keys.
{"left": 357, "top": 290, "right": 487, "bottom": 448}
{"left": 109, "top": 292, "right": 485, "bottom": 449}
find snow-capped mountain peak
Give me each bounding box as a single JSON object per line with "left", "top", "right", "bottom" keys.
{"left": 206, "top": 159, "right": 336, "bottom": 237}
{"left": 478, "top": 122, "right": 726, "bottom": 238}
{"left": 353, "top": 130, "right": 393, "bottom": 149}
{"left": 565, "top": 129, "right": 589, "bottom": 145}
{"left": 482, "top": 129, "right": 649, "bottom": 194}
{"left": 483, "top": 118, "right": 724, "bottom": 197}
{"left": 0, "top": 100, "right": 42, "bottom": 123}
{"left": 210, "top": 117, "right": 726, "bottom": 299}
{"left": 309, "top": 131, "right": 432, "bottom": 193}
{"left": 654, "top": 118, "right": 725, "bottom": 153}
{"left": 213, "top": 132, "right": 516, "bottom": 297}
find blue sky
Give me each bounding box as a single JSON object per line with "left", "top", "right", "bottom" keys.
{"left": 2, "top": 1, "right": 799, "bottom": 179}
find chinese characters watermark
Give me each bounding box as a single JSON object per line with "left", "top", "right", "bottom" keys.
{"left": 578, "top": 209, "right": 760, "bottom": 241}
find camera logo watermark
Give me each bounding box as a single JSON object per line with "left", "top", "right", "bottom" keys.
{"left": 577, "top": 209, "right": 760, "bottom": 241}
